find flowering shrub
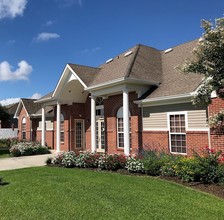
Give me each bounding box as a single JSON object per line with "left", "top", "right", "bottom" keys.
{"left": 61, "top": 151, "right": 76, "bottom": 168}
{"left": 9, "top": 141, "right": 50, "bottom": 157}
{"left": 52, "top": 152, "right": 65, "bottom": 165}
{"left": 98, "top": 154, "right": 127, "bottom": 171}
{"left": 125, "top": 157, "right": 144, "bottom": 173}
{"left": 208, "top": 110, "right": 224, "bottom": 133}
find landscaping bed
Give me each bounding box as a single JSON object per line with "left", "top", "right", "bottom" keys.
{"left": 46, "top": 147, "right": 224, "bottom": 199}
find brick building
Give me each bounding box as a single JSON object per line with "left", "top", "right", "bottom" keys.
{"left": 14, "top": 39, "right": 224, "bottom": 156}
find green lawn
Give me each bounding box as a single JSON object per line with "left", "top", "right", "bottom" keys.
{"left": 0, "top": 167, "right": 224, "bottom": 220}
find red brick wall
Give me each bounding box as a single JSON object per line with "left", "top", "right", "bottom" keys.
{"left": 208, "top": 97, "right": 224, "bottom": 151}
{"left": 142, "top": 130, "right": 209, "bottom": 156}
{"left": 103, "top": 92, "right": 141, "bottom": 154}
{"left": 52, "top": 103, "right": 86, "bottom": 152}
{"left": 18, "top": 107, "right": 31, "bottom": 140}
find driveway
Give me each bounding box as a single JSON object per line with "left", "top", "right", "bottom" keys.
{"left": 0, "top": 151, "right": 55, "bottom": 171}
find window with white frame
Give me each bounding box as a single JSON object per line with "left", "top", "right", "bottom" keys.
{"left": 75, "top": 120, "right": 84, "bottom": 149}
{"left": 60, "top": 113, "right": 64, "bottom": 143}
{"left": 116, "top": 107, "right": 131, "bottom": 148}
{"left": 169, "top": 113, "right": 186, "bottom": 154}
{"left": 22, "top": 117, "right": 26, "bottom": 139}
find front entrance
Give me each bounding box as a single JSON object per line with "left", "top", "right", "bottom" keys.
{"left": 96, "top": 118, "right": 105, "bottom": 152}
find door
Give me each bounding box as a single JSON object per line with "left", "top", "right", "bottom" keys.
{"left": 74, "top": 119, "right": 84, "bottom": 150}
{"left": 96, "top": 118, "right": 105, "bottom": 152}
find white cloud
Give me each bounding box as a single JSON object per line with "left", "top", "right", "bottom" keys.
{"left": 0, "top": 0, "right": 27, "bottom": 19}
{"left": 30, "top": 92, "right": 42, "bottom": 99}
{"left": 0, "top": 60, "right": 32, "bottom": 81}
{"left": 36, "top": 32, "right": 60, "bottom": 41}
{"left": 55, "top": 0, "right": 83, "bottom": 8}
{"left": 0, "top": 93, "right": 42, "bottom": 106}
{"left": 81, "top": 47, "right": 101, "bottom": 55}
{"left": 0, "top": 97, "right": 20, "bottom": 106}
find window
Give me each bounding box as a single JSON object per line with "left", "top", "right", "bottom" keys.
{"left": 60, "top": 114, "right": 64, "bottom": 143}
{"left": 75, "top": 120, "right": 84, "bottom": 148}
{"left": 169, "top": 113, "right": 186, "bottom": 154}
{"left": 22, "top": 117, "right": 26, "bottom": 139}
{"left": 116, "top": 107, "right": 131, "bottom": 148}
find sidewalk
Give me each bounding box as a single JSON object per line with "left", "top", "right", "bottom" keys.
{"left": 0, "top": 151, "right": 55, "bottom": 171}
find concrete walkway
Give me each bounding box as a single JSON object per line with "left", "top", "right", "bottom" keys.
{"left": 0, "top": 151, "right": 55, "bottom": 171}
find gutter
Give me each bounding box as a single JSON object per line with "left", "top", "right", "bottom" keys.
{"left": 134, "top": 92, "right": 195, "bottom": 106}
{"left": 86, "top": 77, "right": 158, "bottom": 92}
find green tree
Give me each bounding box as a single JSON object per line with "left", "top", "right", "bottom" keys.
{"left": 179, "top": 17, "right": 224, "bottom": 105}
{"left": 0, "top": 104, "right": 10, "bottom": 128}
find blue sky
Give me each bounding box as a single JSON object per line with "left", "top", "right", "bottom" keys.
{"left": 0, "top": 0, "right": 223, "bottom": 105}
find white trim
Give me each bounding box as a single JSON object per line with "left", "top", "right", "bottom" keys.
{"left": 74, "top": 119, "right": 85, "bottom": 149}
{"left": 136, "top": 93, "right": 194, "bottom": 107}
{"left": 143, "top": 128, "right": 169, "bottom": 131}
{"left": 167, "top": 111, "right": 188, "bottom": 155}
{"left": 186, "top": 128, "right": 209, "bottom": 132}
{"left": 91, "top": 95, "right": 96, "bottom": 153}
{"left": 86, "top": 77, "right": 157, "bottom": 92}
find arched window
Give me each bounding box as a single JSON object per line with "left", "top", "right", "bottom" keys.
{"left": 116, "top": 107, "right": 131, "bottom": 148}
{"left": 60, "top": 113, "right": 64, "bottom": 143}
{"left": 96, "top": 97, "right": 104, "bottom": 117}
{"left": 22, "top": 117, "right": 26, "bottom": 139}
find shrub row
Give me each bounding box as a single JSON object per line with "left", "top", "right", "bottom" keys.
{"left": 10, "top": 141, "right": 50, "bottom": 157}
{"left": 48, "top": 151, "right": 141, "bottom": 172}
{"left": 48, "top": 147, "right": 224, "bottom": 184}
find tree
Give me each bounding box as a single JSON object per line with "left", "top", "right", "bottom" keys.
{"left": 179, "top": 17, "right": 224, "bottom": 105}
{"left": 0, "top": 104, "right": 10, "bottom": 128}
{"left": 178, "top": 17, "right": 224, "bottom": 132}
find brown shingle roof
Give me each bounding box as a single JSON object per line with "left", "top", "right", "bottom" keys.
{"left": 21, "top": 99, "right": 42, "bottom": 115}
{"left": 68, "top": 64, "right": 99, "bottom": 86}
{"left": 144, "top": 39, "right": 203, "bottom": 99}
{"left": 42, "top": 38, "right": 203, "bottom": 101}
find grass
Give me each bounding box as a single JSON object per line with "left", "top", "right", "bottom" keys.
{"left": 0, "top": 167, "right": 224, "bottom": 220}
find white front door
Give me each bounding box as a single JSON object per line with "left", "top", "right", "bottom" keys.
{"left": 96, "top": 118, "right": 105, "bottom": 152}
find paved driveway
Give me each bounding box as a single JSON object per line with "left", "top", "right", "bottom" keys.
{"left": 0, "top": 151, "right": 55, "bottom": 171}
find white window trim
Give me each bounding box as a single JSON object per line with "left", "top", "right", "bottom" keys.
{"left": 167, "top": 111, "right": 188, "bottom": 155}
{"left": 75, "top": 119, "right": 85, "bottom": 149}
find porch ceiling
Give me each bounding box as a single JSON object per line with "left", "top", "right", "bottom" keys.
{"left": 59, "top": 80, "right": 88, "bottom": 104}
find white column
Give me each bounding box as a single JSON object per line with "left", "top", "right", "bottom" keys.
{"left": 91, "top": 95, "right": 96, "bottom": 153}
{"left": 123, "top": 88, "right": 130, "bottom": 156}
{"left": 56, "top": 102, "right": 61, "bottom": 152}
{"left": 41, "top": 107, "right": 46, "bottom": 146}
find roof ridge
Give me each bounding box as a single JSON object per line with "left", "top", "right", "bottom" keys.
{"left": 124, "top": 44, "right": 141, "bottom": 78}
{"left": 160, "top": 38, "right": 199, "bottom": 51}
{"left": 68, "top": 63, "right": 100, "bottom": 70}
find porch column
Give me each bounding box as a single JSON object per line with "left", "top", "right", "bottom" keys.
{"left": 123, "top": 88, "right": 130, "bottom": 156}
{"left": 56, "top": 102, "right": 61, "bottom": 152}
{"left": 91, "top": 95, "right": 96, "bottom": 152}
{"left": 41, "top": 107, "right": 46, "bottom": 146}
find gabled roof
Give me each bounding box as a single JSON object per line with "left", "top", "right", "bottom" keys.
{"left": 5, "top": 102, "right": 19, "bottom": 115}
{"left": 37, "top": 38, "right": 204, "bottom": 103}
{"left": 143, "top": 39, "right": 203, "bottom": 99}
{"left": 14, "top": 98, "right": 42, "bottom": 118}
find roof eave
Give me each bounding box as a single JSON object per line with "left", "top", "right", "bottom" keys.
{"left": 135, "top": 92, "right": 195, "bottom": 106}
{"left": 86, "top": 77, "right": 158, "bottom": 92}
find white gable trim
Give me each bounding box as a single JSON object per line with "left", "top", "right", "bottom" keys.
{"left": 14, "top": 99, "right": 29, "bottom": 118}
{"left": 52, "top": 64, "right": 87, "bottom": 98}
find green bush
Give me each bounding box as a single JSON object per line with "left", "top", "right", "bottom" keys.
{"left": 193, "top": 147, "right": 224, "bottom": 184}
{"left": 125, "top": 157, "right": 145, "bottom": 173}
{"left": 98, "top": 154, "right": 127, "bottom": 171}
{"left": 141, "top": 149, "right": 176, "bottom": 176}
{"left": 174, "top": 157, "right": 200, "bottom": 182}
{"left": 9, "top": 141, "right": 50, "bottom": 157}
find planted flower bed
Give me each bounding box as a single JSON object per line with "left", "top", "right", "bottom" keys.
{"left": 47, "top": 147, "right": 224, "bottom": 185}
{"left": 10, "top": 141, "right": 50, "bottom": 157}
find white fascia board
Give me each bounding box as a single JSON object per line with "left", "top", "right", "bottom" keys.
{"left": 136, "top": 93, "right": 194, "bottom": 107}
{"left": 14, "top": 100, "right": 22, "bottom": 118}
{"left": 67, "top": 65, "right": 87, "bottom": 89}
{"left": 52, "top": 64, "right": 87, "bottom": 98}
{"left": 86, "top": 77, "right": 156, "bottom": 92}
